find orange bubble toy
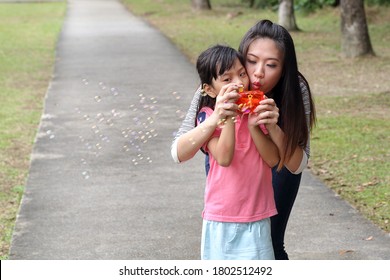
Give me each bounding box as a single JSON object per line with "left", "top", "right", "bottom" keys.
{"left": 236, "top": 87, "right": 265, "bottom": 114}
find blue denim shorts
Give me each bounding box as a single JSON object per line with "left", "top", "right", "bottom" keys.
{"left": 201, "top": 218, "right": 275, "bottom": 260}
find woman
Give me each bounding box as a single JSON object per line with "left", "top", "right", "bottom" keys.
{"left": 171, "top": 19, "right": 316, "bottom": 260}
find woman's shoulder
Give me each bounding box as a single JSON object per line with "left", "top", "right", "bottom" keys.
{"left": 298, "top": 74, "right": 310, "bottom": 98}
{"left": 298, "top": 74, "right": 309, "bottom": 91}
{"left": 298, "top": 73, "right": 312, "bottom": 114}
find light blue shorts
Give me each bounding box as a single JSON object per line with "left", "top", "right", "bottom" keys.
{"left": 201, "top": 218, "right": 275, "bottom": 260}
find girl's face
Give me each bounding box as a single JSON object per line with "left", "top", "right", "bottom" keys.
{"left": 207, "top": 58, "right": 249, "bottom": 96}
{"left": 245, "top": 38, "right": 284, "bottom": 94}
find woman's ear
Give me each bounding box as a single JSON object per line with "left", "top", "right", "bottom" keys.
{"left": 203, "top": 84, "right": 217, "bottom": 98}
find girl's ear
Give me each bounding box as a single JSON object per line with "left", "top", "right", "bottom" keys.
{"left": 203, "top": 83, "right": 217, "bottom": 98}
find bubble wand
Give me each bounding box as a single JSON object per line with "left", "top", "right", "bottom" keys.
{"left": 217, "top": 86, "right": 265, "bottom": 127}
{"left": 236, "top": 86, "right": 265, "bottom": 114}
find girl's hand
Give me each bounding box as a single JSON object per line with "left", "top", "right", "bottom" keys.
{"left": 213, "top": 84, "right": 240, "bottom": 120}
{"left": 251, "top": 98, "right": 279, "bottom": 130}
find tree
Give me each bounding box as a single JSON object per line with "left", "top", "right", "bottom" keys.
{"left": 278, "top": 0, "right": 300, "bottom": 31}
{"left": 191, "top": 0, "right": 211, "bottom": 10}
{"left": 340, "top": 0, "right": 375, "bottom": 57}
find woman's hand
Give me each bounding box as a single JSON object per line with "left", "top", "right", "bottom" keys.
{"left": 251, "top": 97, "right": 279, "bottom": 130}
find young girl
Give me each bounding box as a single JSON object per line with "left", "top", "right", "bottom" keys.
{"left": 194, "top": 44, "right": 279, "bottom": 260}
{"left": 172, "top": 20, "right": 316, "bottom": 259}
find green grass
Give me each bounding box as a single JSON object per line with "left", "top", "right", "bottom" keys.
{"left": 122, "top": 0, "right": 390, "bottom": 232}
{"left": 0, "top": 2, "right": 67, "bottom": 259}
{"left": 311, "top": 93, "right": 389, "bottom": 229}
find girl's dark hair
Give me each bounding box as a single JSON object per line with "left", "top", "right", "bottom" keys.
{"left": 239, "top": 19, "right": 316, "bottom": 170}
{"left": 195, "top": 44, "right": 245, "bottom": 127}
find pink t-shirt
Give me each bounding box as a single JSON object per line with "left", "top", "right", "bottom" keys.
{"left": 198, "top": 107, "right": 277, "bottom": 223}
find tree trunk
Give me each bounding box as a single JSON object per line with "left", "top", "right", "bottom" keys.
{"left": 332, "top": 0, "right": 340, "bottom": 6}
{"left": 191, "top": 0, "right": 211, "bottom": 10}
{"left": 278, "top": 0, "right": 299, "bottom": 31}
{"left": 340, "top": 0, "right": 375, "bottom": 57}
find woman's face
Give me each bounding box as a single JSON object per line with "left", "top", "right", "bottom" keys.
{"left": 245, "top": 38, "right": 284, "bottom": 94}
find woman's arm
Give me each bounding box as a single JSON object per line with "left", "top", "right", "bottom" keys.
{"left": 176, "top": 111, "right": 219, "bottom": 162}
{"left": 251, "top": 76, "right": 313, "bottom": 174}
{"left": 266, "top": 125, "right": 305, "bottom": 172}
{"left": 171, "top": 88, "right": 200, "bottom": 163}
{"left": 171, "top": 87, "right": 239, "bottom": 163}
{"left": 251, "top": 97, "right": 307, "bottom": 173}
{"left": 276, "top": 76, "right": 313, "bottom": 173}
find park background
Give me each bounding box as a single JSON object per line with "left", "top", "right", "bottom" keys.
{"left": 0, "top": 0, "right": 389, "bottom": 259}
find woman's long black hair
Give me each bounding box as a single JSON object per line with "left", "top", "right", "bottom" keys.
{"left": 239, "top": 19, "right": 316, "bottom": 170}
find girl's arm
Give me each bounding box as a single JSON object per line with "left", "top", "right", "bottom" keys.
{"left": 248, "top": 116, "right": 280, "bottom": 168}
{"left": 172, "top": 88, "right": 239, "bottom": 163}
{"left": 206, "top": 117, "right": 236, "bottom": 167}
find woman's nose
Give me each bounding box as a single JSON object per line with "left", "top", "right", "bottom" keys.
{"left": 254, "top": 65, "right": 265, "bottom": 78}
